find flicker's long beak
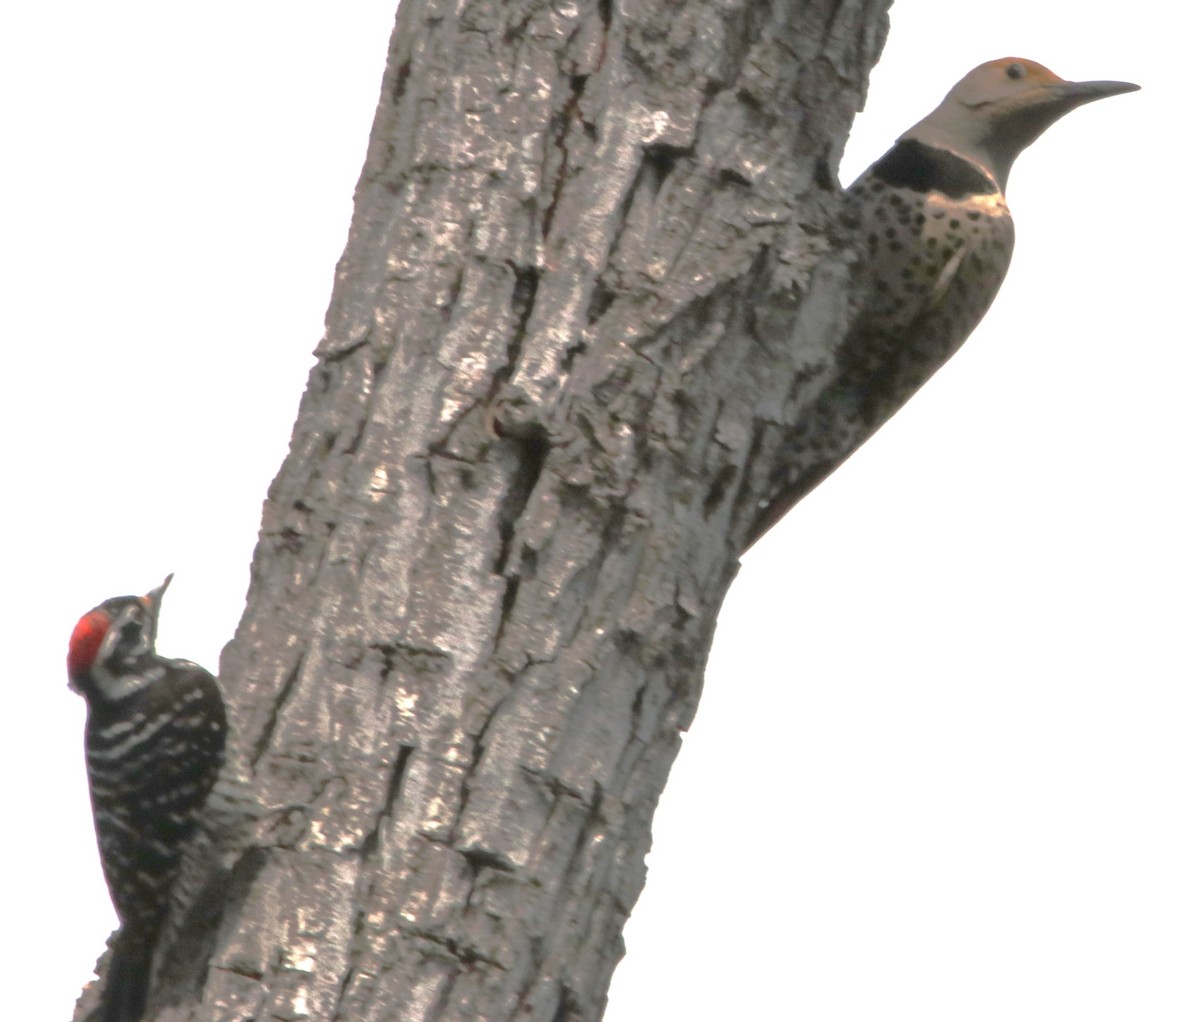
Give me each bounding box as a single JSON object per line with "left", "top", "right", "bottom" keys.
{"left": 1012, "top": 78, "right": 1141, "bottom": 131}
{"left": 990, "top": 77, "right": 1139, "bottom": 178}
{"left": 1058, "top": 79, "right": 1140, "bottom": 104}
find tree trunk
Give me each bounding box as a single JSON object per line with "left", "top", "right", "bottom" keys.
{"left": 76, "top": 1, "right": 889, "bottom": 1018}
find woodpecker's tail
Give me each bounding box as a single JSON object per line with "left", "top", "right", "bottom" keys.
{"left": 100, "top": 931, "right": 154, "bottom": 1022}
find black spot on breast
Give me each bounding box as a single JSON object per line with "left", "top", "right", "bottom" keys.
{"left": 867, "top": 140, "right": 998, "bottom": 199}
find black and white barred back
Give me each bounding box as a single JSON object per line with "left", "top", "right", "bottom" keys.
{"left": 68, "top": 575, "right": 226, "bottom": 1022}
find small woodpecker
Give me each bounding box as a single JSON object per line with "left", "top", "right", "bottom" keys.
{"left": 68, "top": 575, "right": 227, "bottom": 1022}
{"left": 750, "top": 59, "right": 1139, "bottom": 543}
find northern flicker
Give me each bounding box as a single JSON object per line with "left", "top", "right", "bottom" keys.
{"left": 748, "top": 59, "right": 1138, "bottom": 545}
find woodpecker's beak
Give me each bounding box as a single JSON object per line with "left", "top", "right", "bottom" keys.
{"left": 144, "top": 573, "right": 173, "bottom": 609}
{"left": 142, "top": 574, "right": 173, "bottom": 640}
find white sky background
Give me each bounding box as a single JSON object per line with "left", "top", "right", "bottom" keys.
{"left": 1, "top": 3, "right": 1194, "bottom": 1020}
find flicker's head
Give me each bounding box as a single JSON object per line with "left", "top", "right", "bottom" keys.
{"left": 901, "top": 58, "right": 1139, "bottom": 190}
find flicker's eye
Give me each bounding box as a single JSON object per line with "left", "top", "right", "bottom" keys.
{"left": 1006, "top": 63, "right": 1026, "bottom": 81}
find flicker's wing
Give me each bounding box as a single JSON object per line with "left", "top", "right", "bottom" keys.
{"left": 743, "top": 166, "right": 1014, "bottom": 549}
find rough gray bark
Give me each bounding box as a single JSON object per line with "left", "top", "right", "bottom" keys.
{"left": 76, "top": 1, "right": 890, "bottom": 1019}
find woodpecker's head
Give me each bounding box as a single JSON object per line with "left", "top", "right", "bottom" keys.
{"left": 68, "top": 574, "right": 173, "bottom": 702}
{"left": 901, "top": 58, "right": 1139, "bottom": 190}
